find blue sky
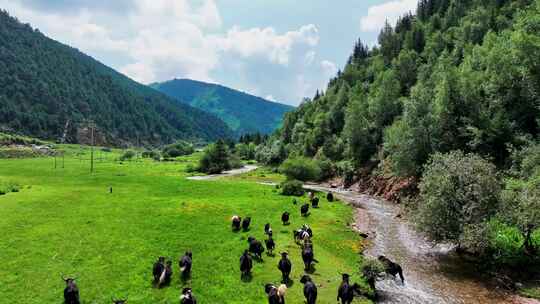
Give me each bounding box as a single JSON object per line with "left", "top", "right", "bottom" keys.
{"left": 2, "top": 0, "right": 417, "bottom": 105}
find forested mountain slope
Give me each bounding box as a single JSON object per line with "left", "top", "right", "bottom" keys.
{"left": 151, "top": 79, "right": 294, "bottom": 135}
{"left": 0, "top": 11, "right": 232, "bottom": 146}
{"left": 258, "top": 0, "right": 539, "bottom": 176}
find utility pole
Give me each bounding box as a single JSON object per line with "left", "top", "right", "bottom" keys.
{"left": 62, "top": 152, "right": 65, "bottom": 169}
{"left": 90, "top": 120, "right": 95, "bottom": 173}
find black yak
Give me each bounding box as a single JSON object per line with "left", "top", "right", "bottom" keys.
{"left": 240, "top": 250, "right": 253, "bottom": 278}
{"left": 337, "top": 273, "right": 362, "bottom": 304}
{"left": 311, "top": 197, "right": 319, "bottom": 208}
{"left": 158, "top": 260, "right": 173, "bottom": 287}
{"left": 300, "top": 204, "right": 309, "bottom": 217}
{"left": 326, "top": 192, "right": 334, "bottom": 202}
{"left": 300, "top": 275, "right": 317, "bottom": 304}
{"left": 264, "top": 223, "right": 273, "bottom": 236}
{"left": 111, "top": 298, "right": 127, "bottom": 304}
{"left": 277, "top": 252, "right": 292, "bottom": 283}
{"left": 62, "top": 276, "right": 79, "bottom": 304}
{"left": 180, "top": 288, "right": 197, "bottom": 304}
{"left": 281, "top": 212, "right": 290, "bottom": 225}
{"left": 242, "top": 217, "right": 251, "bottom": 231}
{"left": 247, "top": 236, "right": 265, "bottom": 260}
{"left": 179, "top": 251, "right": 193, "bottom": 279}
{"left": 302, "top": 242, "right": 317, "bottom": 271}
{"left": 152, "top": 257, "right": 165, "bottom": 284}
{"left": 265, "top": 234, "right": 275, "bottom": 256}
{"left": 264, "top": 284, "right": 287, "bottom": 304}
{"left": 294, "top": 224, "right": 313, "bottom": 243}
{"left": 378, "top": 255, "right": 405, "bottom": 283}
{"left": 231, "top": 215, "right": 242, "bottom": 231}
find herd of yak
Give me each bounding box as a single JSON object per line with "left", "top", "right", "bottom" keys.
{"left": 63, "top": 191, "right": 404, "bottom": 304}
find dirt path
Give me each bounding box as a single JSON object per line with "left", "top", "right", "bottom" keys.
{"left": 186, "top": 165, "right": 258, "bottom": 180}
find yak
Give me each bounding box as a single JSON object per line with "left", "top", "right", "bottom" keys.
{"left": 300, "top": 204, "right": 309, "bottom": 217}
{"left": 180, "top": 288, "right": 197, "bottom": 304}
{"left": 281, "top": 212, "right": 290, "bottom": 225}
{"left": 265, "top": 234, "right": 275, "bottom": 256}
{"left": 231, "top": 215, "right": 242, "bottom": 231}
{"left": 311, "top": 197, "right": 319, "bottom": 208}
{"left": 277, "top": 252, "right": 292, "bottom": 283}
{"left": 337, "top": 273, "right": 362, "bottom": 304}
{"left": 240, "top": 250, "right": 253, "bottom": 278}
{"left": 264, "top": 284, "right": 287, "bottom": 304}
{"left": 158, "top": 260, "right": 173, "bottom": 287}
{"left": 179, "top": 251, "right": 193, "bottom": 279}
{"left": 152, "top": 257, "right": 165, "bottom": 284}
{"left": 301, "top": 242, "right": 317, "bottom": 271}
{"left": 264, "top": 223, "right": 273, "bottom": 236}
{"left": 378, "top": 255, "right": 405, "bottom": 284}
{"left": 62, "top": 276, "right": 79, "bottom": 304}
{"left": 326, "top": 192, "right": 334, "bottom": 202}
{"left": 247, "top": 236, "right": 265, "bottom": 260}
{"left": 300, "top": 275, "right": 317, "bottom": 304}
{"left": 242, "top": 217, "right": 251, "bottom": 231}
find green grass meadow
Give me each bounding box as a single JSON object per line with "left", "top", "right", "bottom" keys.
{"left": 0, "top": 147, "right": 368, "bottom": 303}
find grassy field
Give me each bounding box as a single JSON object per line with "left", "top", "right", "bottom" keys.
{"left": 0, "top": 146, "right": 369, "bottom": 303}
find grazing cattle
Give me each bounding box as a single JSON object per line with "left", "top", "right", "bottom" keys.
{"left": 152, "top": 257, "right": 165, "bottom": 284}
{"left": 301, "top": 242, "right": 317, "bottom": 271}
{"left": 311, "top": 197, "right": 319, "bottom": 208}
{"left": 158, "top": 260, "right": 173, "bottom": 287}
{"left": 265, "top": 234, "right": 275, "bottom": 256}
{"left": 277, "top": 252, "right": 292, "bottom": 283}
{"left": 378, "top": 255, "right": 405, "bottom": 283}
{"left": 300, "top": 275, "right": 318, "bottom": 304}
{"left": 180, "top": 288, "right": 197, "bottom": 304}
{"left": 264, "top": 284, "right": 287, "bottom": 304}
{"left": 247, "top": 236, "right": 265, "bottom": 260}
{"left": 112, "top": 298, "right": 127, "bottom": 304}
{"left": 281, "top": 212, "right": 290, "bottom": 225}
{"left": 239, "top": 250, "right": 253, "bottom": 278}
{"left": 231, "top": 215, "right": 242, "bottom": 231}
{"left": 294, "top": 225, "right": 313, "bottom": 243}
{"left": 264, "top": 223, "right": 273, "bottom": 236}
{"left": 179, "top": 251, "right": 193, "bottom": 278}
{"left": 242, "top": 217, "right": 251, "bottom": 231}
{"left": 337, "top": 274, "right": 361, "bottom": 304}
{"left": 327, "top": 192, "right": 334, "bottom": 202}
{"left": 62, "top": 277, "right": 79, "bottom": 304}
{"left": 300, "top": 204, "right": 309, "bottom": 217}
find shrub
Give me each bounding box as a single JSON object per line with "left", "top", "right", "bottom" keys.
{"left": 0, "top": 180, "right": 20, "bottom": 195}
{"left": 315, "top": 158, "right": 335, "bottom": 181}
{"left": 101, "top": 147, "right": 112, "bottom": 152}
{"left": 280, "top": 180, "right": 304, "bottom": 196}
{"left": 142, "top": 150, "right": 160, "bottom": 160}
{"left": 119, "top": 150, "right": 136, "bottom": 161}
{"left": 336, "top": 160, "right": 355, "bottom": 186}
{"left": 361, "top": 257, "right": 385, "bottom": 290}
{"left": 198, "top": 140, "right": 231, "bottom": 174}
{"left": 162, "top": 141, "right": 195, "bottom": 158}
{"left": 416, "top": 151, "right": 501, "bottom": 247}
{"left": 279, "top": 157, "right": 321, "bottom": 182}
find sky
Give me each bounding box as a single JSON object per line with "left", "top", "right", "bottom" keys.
{"left": 1, "top": 0, "right": 417, "bottom": 105}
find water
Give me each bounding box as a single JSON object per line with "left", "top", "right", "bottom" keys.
{"left": 304, "top": 185, "right": 534, "bottom": 304}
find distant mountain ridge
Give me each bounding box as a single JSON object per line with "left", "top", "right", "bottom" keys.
{"left": 151, "top": 79, "right": 294, "bottom": 135}
{"left": 0, "top": 10, "right": 232, "bottom": 146}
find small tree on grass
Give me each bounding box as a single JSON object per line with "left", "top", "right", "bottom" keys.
{"left": 416, "top": 151, "right": 501, "bottom": 249}
{"left": 279, "top": 157, "right": 321, "bottom": 182}
{"left": 198, "top": 140, "right": 232, "bottom": 174}
{"left": 361, "top": 257, "right": 385, "bottom": 291}
{"left": 280, "top": 180, "right": 304, "bottom": 196}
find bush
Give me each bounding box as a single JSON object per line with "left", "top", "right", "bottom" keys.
{"left": 315, "top": 158, "right": 335, "bottom": 181}
{"left": 162, "top": 141, "right": 195, "bottom": 158}
{"left": 280, "top": 180, "right": 304, "bottom": 196}
{"left": 279, "top": 157, "right": 321, "bottom": 182}
{"left": 101, "top": 147, "right": 112, "bottom": 152}
{"left": 0, "top": 180, "right": 20, "bottom": 195}
{"left": 336, "top": 160, "right": 355, "bottom": 186}
{"left": 119, "top": 150, "right": 136, "bottom": 161}
{"left": 416, "top": 151, "right": 501, "bottom": 246}
{"left": 361, "top": 257, "right": 385, "bottom": 290}
{"left": 198, "top": 140, "right": 231, "bottom": 174}
{"left": 142, "top": 150, "right": 160, "bottom": 161}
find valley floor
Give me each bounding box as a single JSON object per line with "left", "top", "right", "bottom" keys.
{"left": 0, "top": 147, "right": 368, "bottom": 303}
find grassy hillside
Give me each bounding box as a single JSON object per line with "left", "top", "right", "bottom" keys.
{"left": 0, "top": 148, "right": 369, "bottom": 303}
{"left": 152, "top": 79, "right": 294, "bottom": 135}
{"left": 0, "top": 11, "right": 232, "bottom": 146}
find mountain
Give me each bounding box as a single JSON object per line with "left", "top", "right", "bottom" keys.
{"left": 258, "top": 0, "right": 539, "bottom": 176}
{"left": 151, "top": 79, "right": 294, "bottom": 135}
{"left": 0, "top": 10, "right": 232, "bottom": 146}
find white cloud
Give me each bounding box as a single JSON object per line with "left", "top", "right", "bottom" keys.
{"left": 320, "top": 60, "right": 338, "bottom": 77}
{"left": 360, "top": 0, "right": 417, "bottom": 32}
{"left": 265, "top": 95, "right": 276, "bottom": 102}
{"left": 304, "top": 51, "right": 316, "bottom": 66}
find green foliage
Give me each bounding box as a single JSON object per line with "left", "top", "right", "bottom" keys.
{"left": 416, "top": 151, "right": 501, "bottom": 244}
{"left": 280, "top": 179, "right": 305, "bottom": 196}
{"left": 0, "top": 180, "right": 19, "bottom": 195}
{"left": 361, "top": 257, "right": 385, "bottom": 290}
{"left": 151, "top": 79, "right": 294, "bottom": 135}
{"left": 162, "top": 141, "right": 194, "bottom": 158}
{"left": 142, "top": 150, "right": 161, "bottom": 161}
{"left": 119, "top": 150, "right": 136, "bottom": 161}
{"left": 0, "top": 11, "right": 232, "bottom": 145}
{"left": 235, "top": 142, "right": 256, "bottom": 160}
{"left": 198, "top": 140, "right": 232, "bottom": 174}
{"left": 279, "top": 157, "right": 321, "bottom": 182}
